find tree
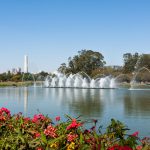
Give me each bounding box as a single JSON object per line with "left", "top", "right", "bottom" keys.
{"left": 58, "top": 49, "right": 106, "bottom": 76}
{"left": 58, "top": 63, "right": 68, "bottom": 74}
{"left": 138, "top": 54, "right": 150, "bottom": 69}
{"left": 11, "top": 74, "right": 22, "bottom": 82}
{"left": 123, "top": 53, "right": 150, "bottom": 74}
{"left": 38, "top": 71, "right": 49, "bottom": 77}
{"left": 0, "top": 73, "right": 7, "bottom": 82}
{"left": 7, "top": 71, "right": 13, "bottom": 81}
{"left": 123, "top": 52, "right": 139, "bottom": 73}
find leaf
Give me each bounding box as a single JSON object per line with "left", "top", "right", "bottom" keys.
{"left": 65, "top": 114, "right": 72, "bottom": 121}
{"left": 41, "top": 133, "right": 47, "bottom": 144}
{"left": 79, "top": 133, "right": 84, "bottom": 144}
{"left": 18, "top": 135, "right": 25, "bottom": 143}
{"left": 47, "top": 135, "right": 65, "bottom": 145}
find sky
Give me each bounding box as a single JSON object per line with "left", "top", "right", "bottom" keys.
{"left": 0, "top": 0, "right": 150, "bottom": 73}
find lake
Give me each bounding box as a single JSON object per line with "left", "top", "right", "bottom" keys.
{"left": 0, "top": 87, "right": 150, "bottom": 137}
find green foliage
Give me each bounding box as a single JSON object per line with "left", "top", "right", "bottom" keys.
{"left": 11, "top": 74, "right": 22, "bottom": 82}
{"left": 123, "top": 53, "right": 150, "bottom": 73}
{"left": 0, "top": 72, "right": 12, "bottom": 81}
{"left": 123, "top": 53, "right": 139, "bottom": 73}
{"left": 0, "top": 71, "right": 50, "bottom": 83}
{"left": 37, "top": 71, "right": 49, "bottom": 78}
{"left": 138, "top": 54, "right": 150, "bottom": 69}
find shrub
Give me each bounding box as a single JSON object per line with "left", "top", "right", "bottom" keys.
{"left": 0, "top": 107, "right": 149, "bottom": 150}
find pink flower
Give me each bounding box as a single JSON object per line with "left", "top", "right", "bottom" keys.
{"left": 0, "top": 107, "right": 10, "bottom": 116}
{"left": 108, "top": 145, "right": 132, "bottom": 150}
{"left": 67, "top": 133, "right": 78, "bottom": 142}
{"left": 34, "top": 132, "right": 41, "bottom": 138}
{"left": 44, "top": 124, "right": 57, "bottom": 138}
{"left": 24, "top": 117, "right": 31, "bottom": 122}
{"left": 32, "top": 114, "right": 46, "bottom": 123}
{"left": 136, "top": 145, "right": 142, "bottom": 150}
{"left": 0, "top": 108, "right": 11, "bottom": 121}
{"left": 0, "top": 116, "right": 6, "bottom": 121}
{"left": 66, "top": 119, "right": 82, "bottom": 130}
{"left": 132, "top": 131, "right": 139, "bottom": 137}
{"left": 55, "top": 116, "right": 60, "bottom": 121}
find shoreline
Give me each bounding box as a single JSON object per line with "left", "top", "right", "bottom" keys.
{"left": 0, "top": 81, "right": 34, "bottom": 87}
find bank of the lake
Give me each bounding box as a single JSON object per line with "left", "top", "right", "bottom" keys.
{"left": 0, "top": 81, "right": 34, "bottom": 87}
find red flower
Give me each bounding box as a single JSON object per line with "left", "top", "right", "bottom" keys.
{"left": 0, "top": 107, "right": 10, "bottom": 116}
{"left": 136, "top": 145, "right": 142, "bottom": 150}
{"left": 32, "top": 114, "right": 46, "bottom": 123}
{"left": 67, "top": 133, "right": 78, "bottom": 142}
{"left": 36, "top": 147, "right": 44, "bottom": 150}
{"left": 34, "top": 132, "right": 41, "bottom": 138}
{"left": 55, "top": 116, "right": 60, "bottom": 121}
{"left": 66, "top": 119, "right": 82, "bottom": 130}
{"left": 0, "top": 116, "right": 6, "bottom": 121}
{"left": 44, "top": 124, "right": 57, "bottom": 138}
{"left": 24, "top": 117, "right": 31, "bottom": 122}
{"left": 132, "top": 131, "right": 139, "bottom": 137}
{"left": 108, "top": 145, "right": 132, "bottom": 150}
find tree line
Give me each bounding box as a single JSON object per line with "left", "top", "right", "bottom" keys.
{"left": 0, "top": 72, "right": 48, "bottom": 82}
{"left": 58, "top": 49, "right": 150, "bottom": 76}
{"left": 0, "top": 49, "right": 150, "bottom": 82}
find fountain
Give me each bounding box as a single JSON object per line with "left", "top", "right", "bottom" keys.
{"left": 35, "top": 75, "right": 46, "bottom": 87}
{"left": 129, "top": 54, "right": 150, "bottom": 89}
{"left": 130, "top": 67, "right": 150, "bottom": 89}
{"left": 43, "top": 72, "right": 116, "bottom": 89}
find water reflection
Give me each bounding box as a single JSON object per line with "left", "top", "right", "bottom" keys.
{"left": 0, "top": 87, "right": 150, "bottom": 118}
{"left": 23, "top": 87, "right": 28, "bottom": 116}
{"left": 123, "top": 90, "right": 150, "bottom": 117}
{"left": 0, "top": 87, "right": 150, "bottom": 136}
{"left": 66, "top": 89, "right": 104, "bottom": 117}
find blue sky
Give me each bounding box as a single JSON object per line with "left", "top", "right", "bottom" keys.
{"left": 0, "top": 0, "right": 150, "bottom": 73}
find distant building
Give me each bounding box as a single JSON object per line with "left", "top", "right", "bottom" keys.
{"left": 12, "top": 68, "right": 17, "bottom": 74}
{"left": 17, "top": 67, "right": 21, "bottom": 73}
{"left": 24, "top": 55, "right": 28, "bottom": 73}
{"left": 11, "top": 67, "right": 21, "bottom": 74}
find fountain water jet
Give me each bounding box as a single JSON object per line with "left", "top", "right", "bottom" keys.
{"left": 44, "top": 72, "right": 116, "bottom": 89}
{"left": 130, "top": 67, "right": 150, "bottom": 89}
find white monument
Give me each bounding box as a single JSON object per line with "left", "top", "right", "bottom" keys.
{"left": 24, "top": 55, "right": 28, "bottom": 73}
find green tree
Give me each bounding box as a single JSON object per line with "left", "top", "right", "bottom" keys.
{"left": 58, "top": 49, "right": 106, "bottom": 76}
{"left": 58, "top": 63, "right": 68, "bottom": 74}
{"left": 0, "top": 73, "right": 7, "bottom": 81}
{"left": 138, "top": 54, "right": 150, "bottom": 69}
{"left": 11, "top": 74, "right": 22, "bottom": 82}
{"left": 123, "top": 53, "right": 150, "bottom": 73}
{"left": 123, "top": 52, "right": 139, "bottom": 73}
{"left": 7, "top": 71, "right": 13, "bottom": 81}
{"left": 38, "top": 71, "right": 49, "bottom": 77}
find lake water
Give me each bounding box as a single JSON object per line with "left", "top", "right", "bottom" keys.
{"left": 0, "top": 87, "right": 150, "bottom": 137}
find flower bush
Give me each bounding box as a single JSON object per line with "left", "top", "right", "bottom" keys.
{"left": 0, "top": 107, "right": 149, "bottom": 150}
